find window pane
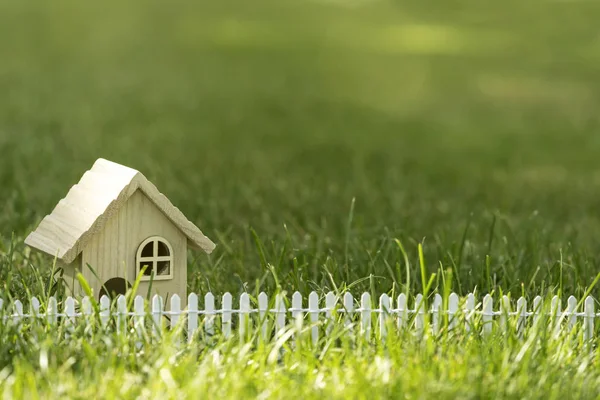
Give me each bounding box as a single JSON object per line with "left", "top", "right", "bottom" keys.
{"left": 141, "top": 262, "right": 153, "bottom": 276}
{"left": 157, "top": 261, "right": 170, "bottom": 276}
{"left": 141, "top": 242, "right": 154, "bottom": 257}
{"left": 157, "top": 241, "right": 170, "bottom": 257}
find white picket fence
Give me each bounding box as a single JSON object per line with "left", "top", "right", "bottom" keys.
{"left": 0, "top": 292, "right": 597, "bottom": 343}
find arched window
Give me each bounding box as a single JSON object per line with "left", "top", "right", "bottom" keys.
{"left": 136, "top": 236, "right": 174, "bottom": 281}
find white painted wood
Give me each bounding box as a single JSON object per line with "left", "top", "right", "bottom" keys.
{"left": 117, "top": 295, "right": 127, "bottom": 335}
{"left": 292, "top": 292, "right": 303, "bottom": 323}
{"left": 169, "top": 295, "right": 181, "bottom": 346}
{"left": 379, "top": 294, "right": 390, "bottom": 340}
{"left": 13, "top": 300, "right": 23, "bottom": 325}
{"left": 397, "top": 293, "right": 407, "bottom": 330}
{"left": 187, "top": 293, "right": 198, "bottom": 342}
{"left": 414, "top": 294, "right": 424, "bottom": 337}
{"left": 222, "top": 293, "right": 232, "bottom": 339}
{"left": 567, "top": 296, "right": 577, "bottom": 331}
{"left": 100, "top": 295, "right": 110, "bottom": 328}
{"left": 275, "top": 294, "right": 286, "bottom": 338}
{"left": 170, "top": 295, "right": 181, "bottom": 329}
{"left": 325, "top": 292, "right": 336, "bottom": 336}
{"left": 483, "top": 294, "right": 493, "bottom": 336}
{"left": 239, "top": 293, "right": 250, "bottom": 341}
{"left": 465, "top": 293, "right": 475, "bottom": 333}
{"left": 64, "top": 297, "right": 76, "bottom": 336}
{"left": 500, "top": 295, "right": 510, "bottom": 333}
{"left": 25, "top": 158, "right": 215, "bottom": 266}
{"left": 309, "top": 292, "right": 319, "bottom": 346}
{"left": 204, "top": 292, "right": 215, "bottom": 337}
{"left": 344, "top": 292, "right": 354, "bottom": 329}
{"left": 551, "top": 295, "right": 562, "bottom": 336}
{"left": 152, "top": 294, "right": 163, "bottom": 338}
{"left": 4, "top": 290, "right": 598, "bottom": 343}
{"left": 551, "top": 295, "right": 561, "bottom": 319}
{"left": 432, "top": 294, "right": 442, "bottom": 335}
{"left": 359, "top": 293, "right": 371, "bottom": 340}
{"left": 134, "top": 295, "right": 145, "bottom": 347}
{"left": 448, "top": 293, "right": 459, "bottom": 330}
{"left": 532, "top": 296, "right": 542, "bottom": 326}
{"left": 258, "top": 292, "right": 269, "bottom": 342}
{"left": 47, "top": 296, "right": 58, "bottom": 325}
{"left": 31, "top": 297, "right": 41, "bottom": 318}
{"left": 584, "top": 296, "right": 594, "bottom": 342}
{"left": 82, "top": 297, "right": 92, "bottom": 318}
{"left": 517, "top": 297, "right": 527, "bottom": 337}
{"left": 292, "top": 292, "right": 303, "bottom": 346}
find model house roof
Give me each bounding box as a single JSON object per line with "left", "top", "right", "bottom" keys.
{"left": 25, "top": 158, "right": 216, "bottom": 264}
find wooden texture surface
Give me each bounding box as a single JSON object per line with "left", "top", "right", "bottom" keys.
{"left": 25, "top": 158, "right": 215, "bottom": 264}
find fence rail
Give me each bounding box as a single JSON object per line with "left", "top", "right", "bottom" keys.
{"left": 0, "top": 292, "right": 597, "bottom": 343}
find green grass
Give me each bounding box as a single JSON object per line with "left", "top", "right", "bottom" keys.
{"left": 2, "top": 0, "right": 600, "bottom": 397}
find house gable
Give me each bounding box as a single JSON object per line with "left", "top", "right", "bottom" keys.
{"left": 81, "top": 189, "right": 187, "bottom": 294}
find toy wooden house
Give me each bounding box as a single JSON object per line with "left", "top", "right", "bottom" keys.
{"left": 25, "top": 158, "right": 215, "bottom": 302}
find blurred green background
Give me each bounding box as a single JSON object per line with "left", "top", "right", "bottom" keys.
{"left": 1, "top": 0, "right": 600, "bottom": 297}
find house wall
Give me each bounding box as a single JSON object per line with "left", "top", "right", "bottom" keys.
{"left": 61, "top": 255, "right": 83, "bottom": 297}
{"left": 80, "top": 190, "right": 188, "bottom": 304}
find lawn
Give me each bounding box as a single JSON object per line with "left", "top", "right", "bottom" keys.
{"left": 1, "top": 0, "right": 600, "bottom": 398}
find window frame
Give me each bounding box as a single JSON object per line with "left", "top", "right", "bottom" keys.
{"left": 136, "top": 236, "right": 174, "bottom": 281}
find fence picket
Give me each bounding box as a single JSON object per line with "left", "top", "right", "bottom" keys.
{"left": 415, "top": 294, "right": 424, "bottom": 337}
{"left": 170, "top": 295, "right": 181, "bottom": 331}
{"left": 117, "top": 295, "right": 127, "bottom": 335}
{"left": 31, "top": 297, "right": 40, "bottom": 319}
{"left": 567, "top": 296, "right": 577, "bottom": 331}
{"left": 13, "top": 300, "right": 23, "bottom": 325}
{"left": 500, "top": 295, "right": 510, "bottom": 333}
{"left": 379, "top": 294, "right": 390, "bottom": 340}
{"left": 275, "top": 294, "right": 286, "bottom": 338}
{"left": 292, "top": 292, "right": 303, "bottom": 345}
{"left": 584, "top": 296, "right": 595, "bottom": 342}
{"left": 432, "top": 294, "right": 442, "bottom": 335}
{"left": 258, "top": 292, "right": 268, "bottom": 342}
{"left": 222, "top": 293, "right": 232, "bottom": 339}
{"left": 134, "top": 296, "right": 145, "bottom": 347}
{"left": 360, "top": 293, "right": 371, "bottom": 340}
{"left": 82, "top": 297, "right": 92, "bottom": 319}
{"left": 397, "top": 293, "right": 407, "bottom": 330}
{"left": 48, "top": 296, "right": 58, "bottom": 325}
{"left": 204, "top": 293, "right": 215, "bottom": 337}
{"left": 239, "top": 293, "right": 250, "bottom": 341}
{"left": 325, "top": 292, "right": 336, "bottom": 336}
{"left": 309, "top": 292, "right": 319, "bottom": 346}
{"left": 170, "top": 295, "right": 181, "bottom": 346}
{"left": 517, "top": 297, "right": 527, "bottom": 337}
{"left": 532, "top": 296, "right": 542, "bottom": 326}
{"left": 64, "top": 297, "right": 76, "bottom": 336}
{"left": 465, "top": 293, "right": 475, "bottom": 333}
{"left": 0, "top": 290, "right": 596, "bottom": 344}
{"left": 448, "top": 293, "right": 458, "bottom": 331}
{"left": 550, "top": 295, "right": 562, "bottom": 336}
{"left": 100, "top": 295, "right": 110, "bottom": 329}
{"left": 152, "top": 295, "right": 163, "bottom": 339}
{"left": 188, "top": 293, "right": 198, "bottom": 343}
{"left": 483, "top": 294, "right": 493, "bottom": 336}
{"left": 344, "top": 293, "right": 354, "bottom": 329}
